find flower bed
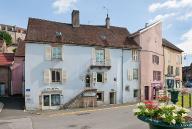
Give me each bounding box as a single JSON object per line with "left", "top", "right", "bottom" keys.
{"left": 157, "top": 95, "right": 170, "bottom": 103}
{"left": 134, "top": 102, "right": 192, "bottom": 129}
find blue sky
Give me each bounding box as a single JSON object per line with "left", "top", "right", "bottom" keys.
{"left": 1, "top": 0, "right": 192, "bottom": 65}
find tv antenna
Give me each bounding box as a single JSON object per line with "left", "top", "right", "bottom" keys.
{"left": 103, "top": 6, "right": 109, "bottom": 15}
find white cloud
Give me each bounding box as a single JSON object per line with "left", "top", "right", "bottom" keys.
{"left": 177, "top": 29, "right": 192, "bottom": 54}
{"left": 52, "top": 0, "right": 77, "bottom": 14}
{"left": 149, "top": 13, "right": 176, "bottom": 23}
{"left": 178, "top": 12, "right": 192, "bottom": 21}
{"left": 149, "top": 0, "right": 192, "bottom": 12}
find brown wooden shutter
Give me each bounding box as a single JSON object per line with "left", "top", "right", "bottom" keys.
{"left": 105, "top": 48, "right": 110, "bottom": 66}
{"left": 103, "top": 72, "right": 108, "bottom": 83}
{"left": 92, "top": 48, "right": 96, "bottom": 65}
{"left": 45, "top": 46, "right": 52, "bottom": 60}
{"left": 92, "top": 72, "right": 97, "bottom": 83}
{"left": 44, "top": 69, "right": 51, "bottom": 84}
{"left": 62, "top": 70, "right": 67, "bottom": 83}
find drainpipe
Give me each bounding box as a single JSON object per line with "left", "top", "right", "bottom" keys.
{"left": 121, "top": 49, "right": 124, "bottom": 104}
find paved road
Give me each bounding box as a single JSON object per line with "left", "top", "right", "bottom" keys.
{"left": 31, "top": 105, "right": 149, "bottom": 129}
{"left": 1, "top": 105, "right": 192, "bottom": 129}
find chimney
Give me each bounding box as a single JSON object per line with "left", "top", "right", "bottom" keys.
{"left": 72, "top": 10, "right": 80, "bottom": 27}
{"left": 105, "top": 14, "right": 110, "bottom": 29}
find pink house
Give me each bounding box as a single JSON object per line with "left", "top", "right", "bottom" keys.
{"left": 11, "top": 41, "right": 25, "bottom": 96}
{"left": 131, "top": 21, "right": 164, "bottom": 101}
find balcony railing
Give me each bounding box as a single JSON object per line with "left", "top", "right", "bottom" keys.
{"left": 90, "top": 59, "right": 111, "bottom": 69}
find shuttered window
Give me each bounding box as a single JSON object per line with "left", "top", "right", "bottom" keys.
{"left": 45, "top": 46, "right": 63, "bottom": 60}
{"left": 132, "top": 49, "right": 138, "bottom": 61}
{"left": 175, "top": 67, "right": 180, "bottom": 76}
{"left": 128, "top": 69, "right": 133, "bottom": 80}
{"left": 52, "top": 47, "right": 62, "bottom": 59}
{"left": 153, "top": 71, "right": 161, "bottom": 81}
{"left": 44, "top": 69, "right": 67, "bottom": 84}
{"left": 51, "top": 69, "right": 62, "bottom": 83}
{"left": 133, "top": 69, "right": 138, "bottom": 80}
{"left": 95, "top": 49, "right": 105, "bottom": 65}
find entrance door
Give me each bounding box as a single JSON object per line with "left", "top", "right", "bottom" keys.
{"left": 85, "top": 75, "right": 90, "bottom": 87}
{"left": 109, "top": 92, "right": 116, "bottom": 104}
{"left": 42, "top": 95, "right": 50, "bottom": 110}
{"left": 42, "top": 94, "right": 61, "bottom": 110}
{"left": 144, "top": 86, "right": 149, "bottom": 100}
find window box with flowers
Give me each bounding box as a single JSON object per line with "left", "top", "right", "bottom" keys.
{"left": 133, "top": 101, "right": 192, "bottom": 129}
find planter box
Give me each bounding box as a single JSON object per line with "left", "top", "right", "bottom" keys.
{"left": 138, "top": 116, "right": 192, "bottom": 129}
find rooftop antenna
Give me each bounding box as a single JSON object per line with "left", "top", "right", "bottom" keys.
{"left": 103, "top": 6, "right": 109, "bottom": 16}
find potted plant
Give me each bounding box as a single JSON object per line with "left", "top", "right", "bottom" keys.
{"left": 134, "top": 102, "right": 192, "bottom": 129}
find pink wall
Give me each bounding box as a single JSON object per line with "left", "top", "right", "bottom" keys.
{"left": 134, "top": 22, "right": 164, "bottom": 100}
{"left": 11, "top": 57, "right": 24, "bottom": 95}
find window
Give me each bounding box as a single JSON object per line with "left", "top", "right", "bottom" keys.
{"left": 167, "top": 79, "right": 174, "bottom": 89}
{"left": 43, "top": 95, "right": 50, "bottom": 106}
{"left": 152, "top": 55, "right": 159, "bottom": 64}
{"left": 167, "top": 65, "right": 173, "bottom": 75}
{"left": 51, "top": 94, "right": 60, "bottom": 106}
{"left": 132, "top": 49, "right": 138, "bottom": 61}
{"left": 175, "top": 67, "right": 180, "bottom": 76}
{"left": 51, "top": 69, "right": 61, "bottom": 83}
{"left": 133, "top": 69, "right": 138, "bottom": 80}
{"left": 1, "top": 26, "right": 5, "bottom": 30}
{"left": 96, "top": 49, "right": 105, "bottom": 65}
{"left": 97, "top": 92, "right": 104, "bottom": 101}
{"left": 97, "top": 72, "right": 103, "bottom": 82}
{"left": 52, "top": 47, "right": 62, "bottom": 59}
{"left": 176, "top": 55, "right": 181, "bottom": 64}
{"left": 134, "top": 89, "right": 138, "bottom": 97}
{"left": 153, "top": 71, "right": 161, "bottom": 81}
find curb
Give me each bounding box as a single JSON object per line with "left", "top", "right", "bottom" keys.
{"left": 48, "top": 104, "right": 136, "bottom": 117}
{"left": 0, "top": 102, "right": 4, "bottom": 112}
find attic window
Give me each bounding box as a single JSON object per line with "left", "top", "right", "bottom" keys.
{"left": 55, "top": 32, "right": 62, "bottom": 38}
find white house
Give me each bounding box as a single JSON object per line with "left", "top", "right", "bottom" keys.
{"left": 25, "top": 10, "right": 141, "bottom": 110}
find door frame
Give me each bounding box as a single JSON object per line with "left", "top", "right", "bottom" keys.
{"left": 42, "top": 93, "right": 61, "bottom": 110}
{"left": 144, "top": 86, "right": 149, "bottom": 100}
{"left": 109, "top": 91, "right": 116, "bottom": 104}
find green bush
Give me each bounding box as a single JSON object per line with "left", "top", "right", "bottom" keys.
{"left": 0, "top": 31, "right": 12, "bottom": 46}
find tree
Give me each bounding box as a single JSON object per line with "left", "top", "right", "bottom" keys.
{"left": 0, "top": 31, "right": 12, "bottom": 46}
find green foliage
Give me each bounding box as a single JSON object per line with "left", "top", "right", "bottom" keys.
{"left": 0, "top": 31, "right": 12, "bottom": 46}
{"left": 134, "top": 102, "right": 190, "bottom": 125}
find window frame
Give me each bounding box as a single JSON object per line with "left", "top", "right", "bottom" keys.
{"left": 133, "top": 68, "right": 138, "bottom": 80}
{"left": 52, "top": 46, "right": 62, "bottom": 60}
{"left": 132, "top": 49, "right": 138, "bottom": 61}
{"left": 152, "top": 55, "right": 159, "bottom": 65}
{"left": 133, "top": 89, "right": 139, "bottom": 98}
{"left": 51, "top": 69, "right": 62, "bottom": 83}
{"left": 96, "top": 72, "right": 104, "bottom": 83}
{"left": 95, "top": 48, "right": 105, "bottom": 65}
{"left": 153, "top": 71, "right": 161, "bottom": 81}
{"left": 97, "top": 92, "right": 104, "bottom": 101}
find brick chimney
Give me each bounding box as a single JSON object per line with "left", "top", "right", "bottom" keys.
{"left": 72, "top": 10, "right": 80, "bottom": 27}
{"left": 105, "top": 14, "right": 110, "bottom": 29}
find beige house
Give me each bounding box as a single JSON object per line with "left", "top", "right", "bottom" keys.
{"left": 0, "top": 24, "right": 26, "bottom": 53}
{"left": 163, "top": 39, "right": 183, "bottom": 90}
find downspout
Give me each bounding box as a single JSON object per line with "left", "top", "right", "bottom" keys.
{"left": 121, "top": 48, "right": 124, "bottom": 104}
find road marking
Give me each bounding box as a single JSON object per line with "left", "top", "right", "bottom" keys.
{"left": 48, "top": 104, "right": 135, "bottom": 117}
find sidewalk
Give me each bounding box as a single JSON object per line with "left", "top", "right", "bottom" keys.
{"left": 0, "top": 102, "right": 4, "bottom": 112}
{"left": 29, "top": 103, "right": 137, "bottom": 117}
